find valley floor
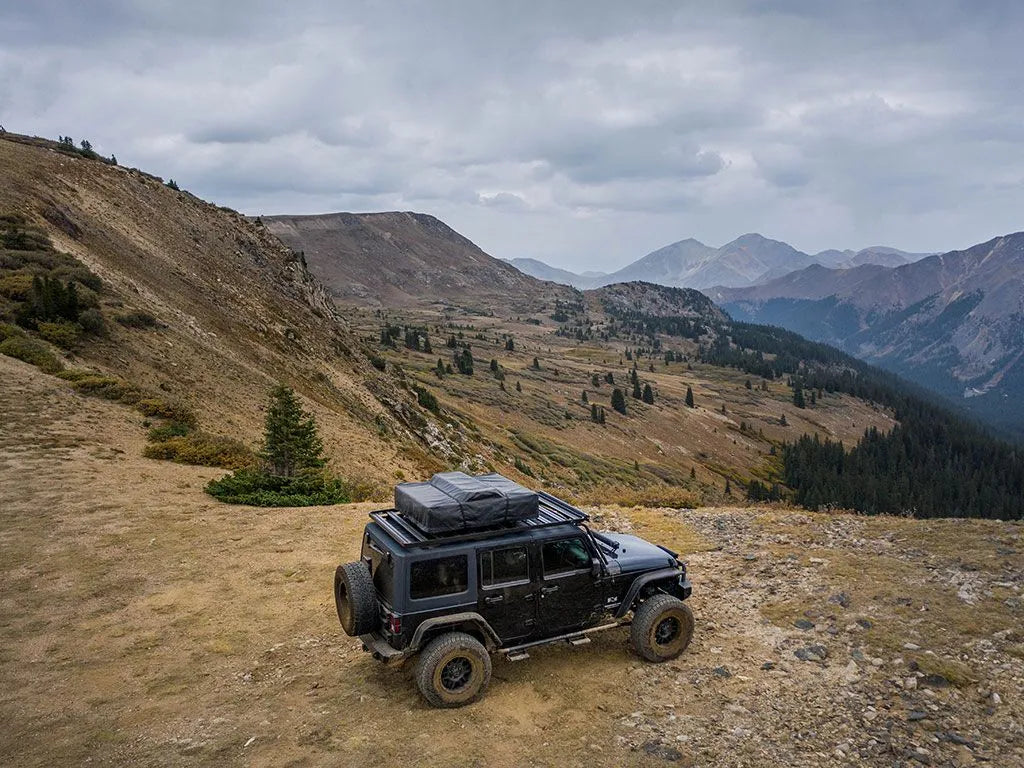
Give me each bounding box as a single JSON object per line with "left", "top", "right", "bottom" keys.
{"left": 0, "top": 355, "right": 1021, "bottom": 767}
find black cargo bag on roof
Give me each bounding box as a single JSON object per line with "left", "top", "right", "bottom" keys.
{"left": 394, "top": 471, "right": 539, "bottom": 533}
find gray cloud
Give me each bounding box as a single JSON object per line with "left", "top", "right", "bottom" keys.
{"left": 1, "top": 1, "right": 1022, "bottom": 271}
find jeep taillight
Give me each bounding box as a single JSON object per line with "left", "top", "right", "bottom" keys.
{"left": 387, "top": 615, "right": 402, "bottom": 634}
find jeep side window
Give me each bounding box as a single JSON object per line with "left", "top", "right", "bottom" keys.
{"left": 479, "top": 545, "right": 529, "bottom": 588}
{"left": 410, "top": 555, "right": 468, "bottom": 600}
{"left": 542, "top": 538, "right": 591, "bottom": 576}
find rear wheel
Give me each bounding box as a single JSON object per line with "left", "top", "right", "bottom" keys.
{"left": 631, "top": 593, "right": 694, "bottom": 662}
{"left": 415, "top": 632, "right": 492, "bottom": 708}
{"left": 334, "top": 562, "right": 377, "bottom": 636}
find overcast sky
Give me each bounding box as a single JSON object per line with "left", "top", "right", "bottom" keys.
{"left": 2, "top": 1, "right": 1022, "bottom": 271}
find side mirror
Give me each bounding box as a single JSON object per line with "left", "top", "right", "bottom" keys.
{"left": 591, "top": 558, "right": 603, "bottom": 577}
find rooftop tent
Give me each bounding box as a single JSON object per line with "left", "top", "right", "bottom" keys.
{"left": 395, "top": 471, "right": 539, "bottom": 533}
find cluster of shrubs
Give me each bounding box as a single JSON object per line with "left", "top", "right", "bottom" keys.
{"left": 204, "top": 384, "right": 356, "bottom": 507}
{"left": 0, "top": 215, "right": 106, "bottom": 346}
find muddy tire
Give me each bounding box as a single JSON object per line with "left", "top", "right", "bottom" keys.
{"left": 334, "top": 561, "right": 377, "bottom": 636}
{"left": 415, "top": 632, "right": 492, "bottom": 708}
{"left": 631, "top": 594, "right": 694, "bottom": 662}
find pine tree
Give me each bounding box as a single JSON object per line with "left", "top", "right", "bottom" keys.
{"left": 794, "top": 386, "right": 806, "bottom": 408}
{"left": 604, "top": 372, "right": 614, "bottom": 385}
{"left": 690, "top": 466, "right": 696, "bottom": 480}
{"left": 591, "top": 373, "right": 600, "bottom": 387}
{"left": 456, "top": 348, "right": 474, "bottom": 375}
{"left": 582, "top": 390, "right": 588, "bottom": 404}
{"left": 422, "top": 335, "right": 432, "bottom": 354}
{"left": 745, "top": 379, "right": 752, "bottom": 390}
{"left": 725, "top": 479, "right": 731, "bottom": 495}
{"left": 505, "top": 337, "right": 514, "bottom": 351}
{"left": 810, "top": 390, "right": 816, "bottom": 406}
{"left": 642, "top": 383, "right": 654, "bottom": 404}
{"left": 685, "top": 386, "right": 695, "bottom": 408}
{"left": 780, "top": 414, "right": 788, "bottom": 426}
{"left": 598, "top": 406, "right": 606, "bottom": 424}
{"left": 516, "top": 380, "right": 522, "bottom": 392}
{"left": 490, "top": 358, "right": 499, "bottom": 373}
{"left": 590, "top": 403, "right": 599, "bottom": 422}
{"left": 632, "top": 379, "right": 642, "bottom": 399}
{"left": 436, "top": 358, "right": 445, "bottom": 378}
{"left": 531, "top": 356, "right": 541, "bottom": 370}
{"left": 261, "top": 384, "right": 325, "bottom": 478}
{"left": 611, "top": 388, "right": 627, "bottom": 414}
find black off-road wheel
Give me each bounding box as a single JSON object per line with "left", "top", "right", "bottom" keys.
{"left": 334, "top": 562, "right": 377, "bottom": 636}
{"left": 631, "top": 594, "right": 694, "bottom": 662}
{"left": 415, "top": 632, "right": 492, "bottom": 708}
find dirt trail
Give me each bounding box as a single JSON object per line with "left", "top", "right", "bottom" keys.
{"left": 1, "top": 355, "right": 1021, "bottom": 767}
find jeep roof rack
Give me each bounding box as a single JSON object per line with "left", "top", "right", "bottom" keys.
{"left": 368, "top": 491, "right": 589, "bottom": 549}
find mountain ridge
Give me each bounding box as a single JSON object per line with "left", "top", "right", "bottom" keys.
{"left": 508, "top": 235, "right": 929, "bottom": 290}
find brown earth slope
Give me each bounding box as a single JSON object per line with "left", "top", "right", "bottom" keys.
{"left": 263, "top": 211, "right": 576, "bottom": 309}
{"left": 1, "top": 354, "right": 1021, "bottom": 767}
{"left": 0, "top": 134, "right": 435, "bottom": 484}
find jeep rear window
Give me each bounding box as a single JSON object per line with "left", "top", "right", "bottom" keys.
{"left": 542, "top": 538, "right": 590, "bottom": 576}
{"left": 480, "top": 546, "right": 529, "bottom": 588}
{"left": 362, "top": 533, "right": 394, "bottom": 602}
{"left": 410, "top": 555, "right": 468, "bottom": 600}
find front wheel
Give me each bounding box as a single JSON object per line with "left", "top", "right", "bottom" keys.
{"left": 631, "top": 594, "right": 694, "bottom": 662}
{"left": 415, "top": 632, "right": 492, "bottom": 708}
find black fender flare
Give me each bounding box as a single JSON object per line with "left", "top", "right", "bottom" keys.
{"left": 409, "top": 612, "right": 502, "bottom": 652}
{"left": 614, "top": 567, "right": 686, "bottom": 619}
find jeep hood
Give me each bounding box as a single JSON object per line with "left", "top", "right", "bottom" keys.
{"left": 599, "top": 532, "right": 677, "bottom": 572}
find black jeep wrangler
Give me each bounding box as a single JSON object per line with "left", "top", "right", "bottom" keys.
{"left": 334, "top": 480, "right": 693, "bottom": 708}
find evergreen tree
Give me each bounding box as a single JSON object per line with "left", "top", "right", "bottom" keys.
{"left": 725, "top": 479, "right": 731, "bottom": 495}
{"left": 422, "top": 335, "right": 432, "bottom": 354}
{"left": 690, "top": 466, "right": 696, "bottom": 480}
{"left": 745, "top": 379, "right": 752, "bottom": 390}
{"left": 591, "top": 373, "right": 600, "bottom": 387}
{"left": 435, "top": 358, "right": 445, "bottom": 378}
{"left": 780, "top": 414, "right": 788, "bottom": 426}
{"left": 582, "top": 390, "right": 588, "bottom": 404}
{"left": 794, "top": 385, "right": 806, "bottom": 408}
{"left": 598, "top": 406, "right": 606, "bottom": 424}
{"left": 515, "top": 380, "right": 522, "bottom": 392}
{"left": 490, "top": 358, "right": 499, "bottom": 373}
{"left": 632, "top": 379, "right": 642, "bottom": 399}
{"left": 810, "top": 389, "right": 816, "bottom": 406}
{"left": 611, "top": 388, "right": 627, "bottom": 414}
{"left": 642, "top": 383, "right": 654, "bottom": 404}
{"left": 531, "top": 356, "right": 541, "bottom": 370}
{"left": 261, "top": 384, "right": 325, "bottom": 478}
{"left": 685, "top": 386, "right": 695, "bottom": 408}
{"left": 604, "top": 372, "right": 614, "bottom": 385}
{"left": 455, "top": 348, "right": 474, "bottom": 375}
{"left": 505, "top": 337, "right": 514, "bottom": 351}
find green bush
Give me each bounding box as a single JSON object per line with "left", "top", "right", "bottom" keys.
{"left": 0, "top": 322, "right": 24, "bottom": 341}
{"left": 144, "top": 432, "right": 254, "bottom": 470}
{"left": 37, "top": 321, "right": 81, "bottom": 349}
{"left": 0, "top": 335, "right": 63, "bottom": 373}
{"left": 205, "top": 469, "right": 351, "bottom": 506}
{"left": 147, "top": 421, "right": 193, "bottom": 441}
{"left": 70, "top": 374, "right": 143, "bottom": 403}
{"left": 136, "top": 397, "right": 196, "bottom": 426}
{"left": 115, "top": 311, "right": 159, "bottom": 328}
{"left": 77, "top": 308, "right": 106, "bottom": 335}
{"left": 414, "top": 384, "right": 440, "bottom": 415}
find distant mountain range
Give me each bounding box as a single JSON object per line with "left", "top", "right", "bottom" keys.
{"left": 713, "top": 232, "right": 1024, "bottom": 439}
{"left": 507, "top": 234, "right": 931, "bottom": 290}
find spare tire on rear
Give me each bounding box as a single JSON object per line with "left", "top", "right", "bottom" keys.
{"left": 334, "top": 561, "right": 377, "bottom": 636}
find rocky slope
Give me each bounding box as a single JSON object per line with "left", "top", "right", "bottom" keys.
{"left": 264, "top": 211, "right": 575, "bottom": 309}
{"left": 716, "top": 233, "right": 1024, "bottom": 439}
{"left": 0, "top": 133, "right": 436, "bottom": 484}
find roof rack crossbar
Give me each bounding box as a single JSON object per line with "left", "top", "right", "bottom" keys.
{"left": 368, "top": 493, "right": 589, "bottom": 549}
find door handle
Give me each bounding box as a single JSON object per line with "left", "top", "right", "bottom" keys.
{"left": 484, "top": 595, "right": 504, "bottom": 605}
{"left": 541, "top": 585, "right": 560, "bottom": 596}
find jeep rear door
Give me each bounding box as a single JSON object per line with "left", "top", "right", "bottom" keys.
{"left": 476, "top": 544, "right": 536, "bottom": 644}
{"left": 537, "top": 536, "right": 604, "bottom": 633}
